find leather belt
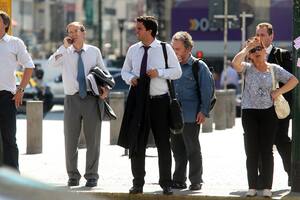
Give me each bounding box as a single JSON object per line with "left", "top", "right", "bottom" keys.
{"left": 149, "top": 93, "right": 169, "bottom": 99}
{"left": 0, "top": 90, "right": 11, "bottom": 96}
{"left": 75, "top": 91, "right": 94, "bottom": 96}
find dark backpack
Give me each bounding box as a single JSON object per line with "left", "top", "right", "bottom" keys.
{"left": 192, "top": 59, "right": 216, "bottom": 111}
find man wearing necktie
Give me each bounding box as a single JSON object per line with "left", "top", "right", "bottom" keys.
{"left": 48, "top": 22, "right": 110, "bottom": 188}
{"left": 119, "top": 16, "right": 182, "bottom": 195}
{"left": 256, "top": 22, "right": 293, "bottom": 187}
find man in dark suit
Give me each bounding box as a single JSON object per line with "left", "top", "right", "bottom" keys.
{"left": 256, "top": 22, "right": 293, "bottom": 186}
{"left": 118, "top": 16, "right": 182, "bottom": 195}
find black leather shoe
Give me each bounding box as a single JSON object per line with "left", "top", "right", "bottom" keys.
{"left": 162, "top": 186, "right": 173, "bottom": 195}
{"left": 85, "top": 179, "right": 98, "bottom": 187}
{"left": 67, "top": 178, "right": 79, "bottom": 187}
{"left": 129, "top": 186, "right": 143, "bottom": 194}
{"left": 189, "top": 183, "right": 202, "bottom": 191}
{"left": 172, "top": 181, "right": 187, "bottom": 189}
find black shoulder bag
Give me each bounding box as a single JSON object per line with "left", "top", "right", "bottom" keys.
{"left": 161, "top": 42, "right": 184, "bottom": 134}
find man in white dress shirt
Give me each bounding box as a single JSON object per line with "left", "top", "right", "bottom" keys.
{"left": 0, "top": 10, "right": 34, "bottom": 171}
{"left": 48, "top": 22, "right": 109, "bottom": 187}
{"left": 119, "top": 16, "right": 182, "bottom": 195}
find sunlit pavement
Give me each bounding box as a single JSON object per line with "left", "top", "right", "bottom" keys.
{"left": 16, "top": 105, "right": 291, "bottom": 199}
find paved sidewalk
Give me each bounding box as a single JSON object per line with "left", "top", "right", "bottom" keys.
{"left": 16, "top": 106, "right": 292, "bottom": 199}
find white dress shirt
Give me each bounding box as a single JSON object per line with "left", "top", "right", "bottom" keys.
{"left": 121, "top": 39, "right": 182, "bottom": 96}
{"left": 265, "top": 44, "right": 273, "bottom": 60}
{"left": 0, "top": 34, "right": 35, "bottom": 93}
{"left": 48, "top": 44, "right": 107, "bottom": 95}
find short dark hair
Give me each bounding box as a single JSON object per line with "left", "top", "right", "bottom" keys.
{"left": 0, "top": 10, "right": 11, "bottom": 33}
{"left": 256, "top": 22, "right": 273, "bottom": 36}
{"left": 136, "top": 16, "right": 158, "bottom": 38}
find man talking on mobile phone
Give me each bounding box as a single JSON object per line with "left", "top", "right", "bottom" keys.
{"left": 48, "top": 22, "right": 111, "bottom": 188}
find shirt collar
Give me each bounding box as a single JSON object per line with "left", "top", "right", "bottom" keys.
{"left": 187, "top": 55, "right": 195, "bottom": 65}
{"left": 266, "top": 44, "right": 273, "bottom": 55}
{"left": 71, "top": 43, "right": 88, "bottom": 53}
{"left": 138, "top": 38, "right": 161, "bottom": 49}
{"left": 0, "top": 34, "right": 10, "bottom": 42}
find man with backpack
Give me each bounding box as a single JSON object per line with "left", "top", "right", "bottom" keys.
{"left": 170, "top": 31, "right": 215, "bottom": 190}
{"left": 256, "top": 22, "right": 293, "bottom": 187}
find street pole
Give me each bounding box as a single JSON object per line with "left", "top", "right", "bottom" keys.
{"left": 240, "top": 11, "right": 253, "bottom": 47}
{"left": 118, "top": 19, "right": 125, "bottom": 57}
{"left": 291, "top": 0, "right": 300, "bottom": 192}
{"left": 223, "top": 0, "right": 228, "bottom": 90}
{"left": 98, "top": 0, "right": 102, "bottom": 51}
{"left": 214, "top": 0, "right": 238, "bottom": 90}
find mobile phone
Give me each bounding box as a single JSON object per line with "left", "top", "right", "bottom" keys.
{"left": 67, "top": 38, "right": 74, "bottom": 44}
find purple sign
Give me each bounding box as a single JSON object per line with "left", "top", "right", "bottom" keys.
{"left": 270, "top": 0, "right": 292, "bottom": 40}
{"left": 171, "top": 7, "right": 241, "bottom": 41}
{"left": 172, "top": 0, "right": 292, "bottom": 41}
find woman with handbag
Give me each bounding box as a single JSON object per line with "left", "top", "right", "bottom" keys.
{"left": 232, "top": 37, "right": 298, "bottom": 198}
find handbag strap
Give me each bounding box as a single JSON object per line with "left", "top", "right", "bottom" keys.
{"left": 269, "top": 65, "right": 277, "bottom": 90}
{"left": 161, "top": 42, "right": 176, "bottom": 99}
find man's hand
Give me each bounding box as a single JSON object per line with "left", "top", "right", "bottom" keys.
{"left": 271, "top": 88, "right": 282, "bottom": 101}
{"left": 63, "top": 36, "right": 73, "bottom": 48}
{"left": 99, "top": 86, "right": 109, "bottom": 100}
{"left": 130, "top": 77, "right": 138, "bottom": 86}
{"left": 146, "top": 69, "right": 158, "bottom": 78}
{"left": 13, "top": 89, "right": 24, "bottom": 108}
{"left": 196, "top": 112, "right": 206, "bottom": 125}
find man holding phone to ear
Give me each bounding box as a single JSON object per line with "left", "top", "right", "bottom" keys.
{"left": 48, "top": 22, "right": 111, "bottom": 187}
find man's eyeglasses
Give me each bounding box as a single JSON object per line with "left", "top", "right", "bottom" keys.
{"left": 67, "top": 29, "right": 81, "bottom": 35}
{"left": 249, "top": 46, "right": 263, "bottom": 54}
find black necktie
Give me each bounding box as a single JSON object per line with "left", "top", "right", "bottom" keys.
{"left": 140, "top": 46, "right": 150, "bottom": 76}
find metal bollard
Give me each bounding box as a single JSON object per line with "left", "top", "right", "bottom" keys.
{"left": 109, "top": 92, "right": 125, "bottom": 145}
{"left": 226, "top": 89, "right": 236, "bottom": 128}
{"left": 214, "top": 90, "right": 227, "bottom": 130}
{"left": 26, "top": 101, "right": 43, "bottom": 154}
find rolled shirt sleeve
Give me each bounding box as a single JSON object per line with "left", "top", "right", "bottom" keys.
{"left": 157, "top": 43, "right": 182, "bottom": 80}
{"left": 16, "top": 38, "right": 35, "bottom": 68}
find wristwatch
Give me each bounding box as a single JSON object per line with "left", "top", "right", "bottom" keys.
{"left": 17, "top": 87, "right": 25, "bottom": 93}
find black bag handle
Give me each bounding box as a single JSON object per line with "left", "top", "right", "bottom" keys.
{"left": 161, "top": 42, "right": 176, "bottom": 99}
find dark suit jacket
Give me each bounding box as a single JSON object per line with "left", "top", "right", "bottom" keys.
{"left": 117, "top": 76, "right": 150, "bottom": 158}
{"left": 268, "top": 46, "right": 293, "bottom": 117}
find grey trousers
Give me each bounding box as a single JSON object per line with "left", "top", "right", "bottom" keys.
{"left": 64, "top": 94, "right": 101, "bottom": 180}
{"left": 170, "top": 123, "right": 203, "bottom": 184}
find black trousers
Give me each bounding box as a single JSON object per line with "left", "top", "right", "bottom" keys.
{"left": 274, "top": 117, "right": 291, "bottom": 177}
{"left": 131, "top": 95, "right": 172, "bottom": 188}
{"left": 171, "top": 123, "right": 203, "bottom": 185}
{"left": 0, "top": 91, "right": 19, "bottom": 170}
{"left": 242, "top": 107, "right": 277, "bottom": 189}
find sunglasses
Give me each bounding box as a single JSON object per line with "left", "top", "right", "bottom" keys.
{"left": 249, "top": 46, "right": 263, "bottom": 54}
